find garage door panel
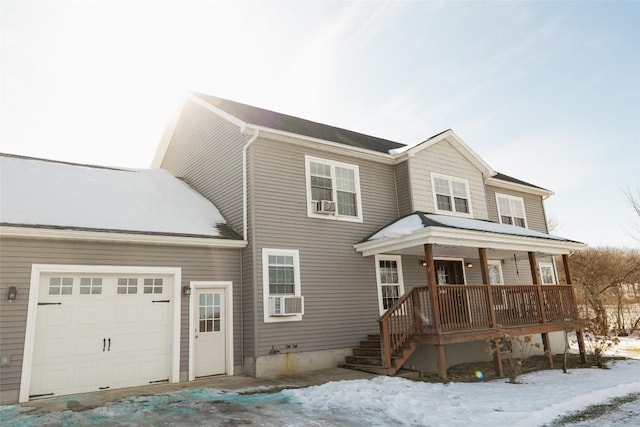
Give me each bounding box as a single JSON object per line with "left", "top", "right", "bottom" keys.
{"left": 31, "top": 272, "right": 176, "bottom": 399}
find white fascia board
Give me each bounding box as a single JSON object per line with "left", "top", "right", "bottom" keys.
{"left": 354, "top": 226, "right": 586, "bottom": 257}
{"left": 0, "top": 226, "right": 248, "bottom": 249}
{"left": 247, "top": 126, "right": 396, "bottom": 165}
{"left": 187, "top": 93, "right": 248, "bottom": 131}
{"left": 394, "top": 130, "right": 494, "bottom": 175}
{"left": 485, "top": 176, "right": 554, "bottom": 198}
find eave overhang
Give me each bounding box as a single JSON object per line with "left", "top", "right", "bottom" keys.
{"left": 485, "top": 176, "right": 554, "bottom": 198}
{"left": 0, "top": 225, "right": 248, "bottom": 249}
{"left": 353, "top": 215, "right": 586, "bottom": 257}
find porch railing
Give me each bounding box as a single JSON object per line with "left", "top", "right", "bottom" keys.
{"left": 379, "top": 284, "right": 577, "bottom": 367}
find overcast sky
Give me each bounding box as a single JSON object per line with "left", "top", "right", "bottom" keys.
{"left": 2, "top": 1, "right": 639, "bottom": 248}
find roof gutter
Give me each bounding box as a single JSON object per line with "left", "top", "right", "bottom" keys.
{"left": 242, "top": 128, "right": 260, "bottom": 240}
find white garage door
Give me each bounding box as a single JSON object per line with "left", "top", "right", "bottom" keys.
{"left": 29, "top": 272, "right": 174, "bottom": 398}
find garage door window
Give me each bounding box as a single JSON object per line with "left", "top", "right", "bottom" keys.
{"left": 49, "top": 277, "right": 73, "bottom": 295}
{"left": 80, "top": 278, "right": 102, "bottom": 294}
{"left": 144, "top": 278, "right": 163, "bottom": 294}
{"left": 117, "top": 278, "right": 138, "bottom": 294}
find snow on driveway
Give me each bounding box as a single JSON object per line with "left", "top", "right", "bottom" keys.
{"left": 2, "top": 337, "right": 639, "bottom": 426}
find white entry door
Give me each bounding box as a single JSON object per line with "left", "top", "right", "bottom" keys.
{"left": 194, "top": 288, "right": 226, "bottom": 377}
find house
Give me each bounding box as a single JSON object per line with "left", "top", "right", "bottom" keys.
{"left": 0, "top": 93, "right": 586, "bottom": 404}
{"left": 154, "top": 93, "right": 587, "bottom": 377}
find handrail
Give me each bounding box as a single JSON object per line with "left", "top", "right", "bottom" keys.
{"left": 379, "top": 287, "right": 429, "bottom": 367}
{"left": 378, "top": 284, "right": 579, "bottom": 366}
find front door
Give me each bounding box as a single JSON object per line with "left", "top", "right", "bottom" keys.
{"left": 434, "top": 260, "right": 468, "bottom": 327}
{"left": 194, "top": 288, "right": 226, "bottom": 377}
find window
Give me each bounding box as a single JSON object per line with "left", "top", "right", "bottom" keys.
{"left": 199, "top": 293, "right": 221, "bottom": 332}
{"left": 305, "top": 156, "right": 363, "bottom": 222}
{"left": 375, "top": 255, "right": 405, "bottom": 314}
{"left": 144, "top": 278, "right": 163, "bottom": 294}
{"left": 496, "top": 193, "right": 527, "bottom": 228}
{"left": 538, "top": 262, "right": 556, "bottom": 284}
{"left": 431, "top": 173, "right": 472, "bottom": 217}
{"left": 487, "top": 260, "right": 506, "bottom": 308}
{"left": 80, "top": 277, "right": 102, "bottom": 295}
{"left": 262, "top": 248, "right": 302, "bottom": 322}
{"left": 49, "top": 277, "right": 73, "bottom": 295}
{"left": 117, "top": 278, "right": 138, "bottom": 294}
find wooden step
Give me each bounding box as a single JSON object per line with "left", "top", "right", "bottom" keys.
{"left": 359, "top": 340, "right": 381, "bottom": 348}
{"left": 339, "top": 363, "right": 394, "bottom": 376}
{"left": 353, "top": 347, "right": 381, "bottom": 357}
{"left": 345, "top": 355, "right": 382, "bottom": 366}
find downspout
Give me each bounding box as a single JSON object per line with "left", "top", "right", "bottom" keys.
{"left": 243, "top": 128, "right": 259, "bottom": 241}
{"left": 241, "top": 127, "right": 259, "bottom": 368}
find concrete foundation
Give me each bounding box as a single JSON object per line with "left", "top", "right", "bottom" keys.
{"left": 404, "top": 331, "right": 568, "bottom": 374}
{"left": 249, "top": 347, "right": 353, "bottom": 378}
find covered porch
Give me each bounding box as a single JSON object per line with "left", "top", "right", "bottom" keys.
{"left": 353, "top": 212, "right": 588, "bottom": 379}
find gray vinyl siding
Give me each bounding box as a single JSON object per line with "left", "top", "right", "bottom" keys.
{"left": 161, "top": 99, "right": 257, "bottom": 358}
{"left": 401, "top": 255, "right": 429, "bottom": 290}
{"left": 250, "top": 138, "right": 400, "bottom": 355}
{"left": 485, "top": 185, "right": 548, "bottom": 233}
{"left": 160, "top": 99, "right": 252, "bottom": 235}
{"left": 0, "top": 237, "right": 241, "bottom": 395}
{"left": 394, "top": 161, "right": 413, "bottom": 216}
{"left": 409, "top": 140, "right": 489, "bottom": 220}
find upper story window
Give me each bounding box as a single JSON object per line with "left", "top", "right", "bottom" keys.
{"left": 262, "top": 248, "right": 304, "bottom": 322}
{"left": 496, "top": 193, "right": 527, "bottom": 228}
{"left": 431, "top": 173, "right": 472, "bottom": 217}
{"left": 305, "top": 156, "right": 363, "bottom": 223}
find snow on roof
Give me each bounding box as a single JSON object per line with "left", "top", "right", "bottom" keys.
{"left": 0, "top": 155, "right": 231, "bottom": 238}
{"left": 368, "top": 212, "right": 577, "bottom": 242}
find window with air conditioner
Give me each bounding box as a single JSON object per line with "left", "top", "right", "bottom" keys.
{"left": 496, "top": 193, "right": 527, "bottom": 228}
{"left": 305, "top": 156, "right": 363, "bottom": 222}
{"left": 262, "top": 248, "right": 304, "bottom": 322}
{"left": 431, "top": 173, "right": 473, "bottom": 217}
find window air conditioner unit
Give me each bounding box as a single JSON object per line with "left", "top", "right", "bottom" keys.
{"left": 270, "top": 295, "right": 304, "bottom": 316}
{"left": 314, "top": 200, "right": 336, "bottom": 215}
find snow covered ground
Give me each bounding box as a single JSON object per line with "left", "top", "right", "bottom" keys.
{"left": 2, "top": 336, "right": 639, "bottom": 426}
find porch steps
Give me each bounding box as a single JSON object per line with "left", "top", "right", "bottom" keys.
{"left": 341, "top": 335, "right": 418, "bottom": 376}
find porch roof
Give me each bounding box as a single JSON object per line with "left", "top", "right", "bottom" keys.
{"left": 354, "top": 212, "right": 586, "bottom": 257}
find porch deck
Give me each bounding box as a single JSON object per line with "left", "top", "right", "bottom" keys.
{"left": 377, "top": 283, "right": 583, "bottom": 377}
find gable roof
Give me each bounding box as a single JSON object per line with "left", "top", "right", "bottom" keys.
{"left": 391, "top": 129, "right": 495, "bottom": 176}
{"left": 192, "top": 93, "right": 405, "bottom": 154}
{"left": 0, "top": 154, "right": 241, "bottom": 241}
{"left": 165, "top": 93, "right": 552, "bottom": 195}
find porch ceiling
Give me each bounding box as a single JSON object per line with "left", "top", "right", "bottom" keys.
{"left": 354, "top": 212, "right": 586, "bottom": 257}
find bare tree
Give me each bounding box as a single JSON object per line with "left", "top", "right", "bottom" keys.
{"left": 546, "top": 213, "right": 561, "bottom": 234}
{"left": 624, "top": 185, "right": 640, "bottom": 242}
{"left": 559, "top": 248, "right": 640, "bottom": 335}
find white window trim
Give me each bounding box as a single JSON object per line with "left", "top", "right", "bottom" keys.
{"left": 262, "top": 248, "right": 303, "bottom": 323}
{"left": 430, "top": 172, "right": 473, "bottom": 218}
{"left": 538, "top": 261, "right": 557, "bottom": 284}
{"left": 305, "top": 155, "right": 363, "bottom": 223}
{"left": 495, "top": 193, "right": 528, "bottom": 228}
{"left": 375, "top": 254, "right": 405, "bottom": 315}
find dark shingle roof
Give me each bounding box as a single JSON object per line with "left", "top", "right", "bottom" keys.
{"left": 493, "top": 172, "right": 550, "bottom": 192}
{"left": 192, "top": 93, "right": 405, "bottom": 153}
